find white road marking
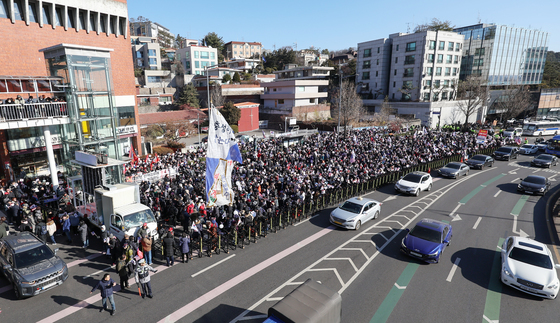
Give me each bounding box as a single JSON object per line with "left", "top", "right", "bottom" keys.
{"left": 84, "top": 265, "right": 114, "bottom": 279}
{"left": 533, "top": 169, "right": 540, "bottom": 173}
{"left": 191, "top": 254, "right": 236, "bottom": 277}
{"left": 483, "top": 314, "right": 499, "bottom": 323}
{"left": 473, "top": 217, "right": 482, "bottom": 230}
{"left": 494, "top": 191, "right": 501, "bottom": 198}
{"left": 446, "top": 258, "right": 461, "bottom": 282}
{"left": 293, "top": 213, "right": 321, "bottom": 226}
{"left": 383, "top": 194, "right": 400, "bottom": 202}
{"left": 449, "top": 203, "right": 462, "bottom": 221}
{"left": 511, "top": 214, "right": 529, "bottom": 238}
{"left": 510, "top": 178, "right": 520, "bottom": 183}
{"left": 394, "top": 283, "right": 406, "bottom": 289}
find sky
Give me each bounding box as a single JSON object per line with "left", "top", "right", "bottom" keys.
{"left": 128, "top": 0, "right": 559, "bottom": 52}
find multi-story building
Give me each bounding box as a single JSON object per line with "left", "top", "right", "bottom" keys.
{"left": 130, "top": 20, "right": 174, "bottom": 41}
{"left": 224, "top": 41, "right": 262, "bottom": 60}
{"left": 178, "top": 38, "right": 198, "bottom": 48}
{"left": 176, "top": 45, "right": 218, "bottom": 75}
{"left": 131, "top": 36, "right": 161, "bottom": 70}
{"left": 226, "top": 58, "right": 261, "bottom": 73}
{"left": 296, "top": 49, "right": 328, "bottom": 66}
{"left": 0, "top": 0, "right": 140, "bottom": 183}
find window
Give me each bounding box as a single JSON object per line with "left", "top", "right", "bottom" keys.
{"left": 396, "top": 44, "right": 399, "bottom": 51}
{"left": 448, "top": 42, "right": 454, "bottom": 51}
{"left": 439, "top": 41, "right": 445, "bottom": 50}
{"left": 362, "top": 72, "right": 370, "bottom": 80}
{"left": 7, "top": 80, "right": 22, "bottom": 92}
{"left": 456, "top": 43, "right": 461, "bottom": 52}
{"left": 423, "top": 92, "right": 430, "bottom": 101}
{"left": 297, "top": 87, "right": 305, "bottom": 92}
{"left": 79, "top": 11, "right": 87, "bottom": 30}
{"left": 475, "top": 48, "right": 485, "bottom": 56}
{"left": 427, "top": 54, "right": 434, "bottom": 63}
{"left": 446, "top": 55, "right": 452, "bottom": 64}
{"left": 136, "top": 59, "right": 143, "bottom": 67}
{"left": 278, "top": 99, "right": 284, "bottom": 104}
{"left": 201, "top": 61, "right": 209, "bottom": 68}
{"left": 403, "top": 81, "right": 413, "bottom": 89}
{"left": 185, "top": 61, "right": 190, "bottom": 69}
{"left": 136, "top": 51, "right": 143, "bottom": 58}
{"left": 434, "top": 80, "right": 441, "bottom": 88}
{"left": 433, "top": 92, "right": 439, "bottom": 101}
{"left": 362, "top": 61, "right": 371, "bottom": 69}
{"left": 406, "top": 42, "right": 416, "bottom": 52}
{"left": 309, "top": 98, "right": 315, "bottom": 103}
{"left": 28, "top": 2, "right": 39, "bottom": 23}
{"left": 119, "top": 17, "right": 126, "bottom": 36}
{"left": 442, "top": 92, "right": 448, "bottom": 100}
{"left": 195, "top": 61, "right": 199, "bottom": 68}
{"left": 67, "top": 8, "right": 76, "bottom": 29}
{"left": 445, "top": 67, "right": 451, "bottom": 76}
{"left": 0, "top": 0, "right": 8, "bottom": 19}
{"left": 404, "top": 68, "right": 414, "bottom": 77}
{"left": 404, "top": 55, "right": 415, "bottom": 65}
{"left": 394, "top": 69, "right": 397, "bottom": 76}
{"left": 364, "top": 49, "right": 371, "bottom": 57}
{"left": 89, "top": 12, "right": 96, "bottom": 32}
{"left": 473, "top": 58, "right": 484, "bottom": 66}
{"left": 452, "top": 68, "right": 458, "bottom": 76}
{"left": 41, "top": 3, "right": 51, "bottom": 25}
{"left": 377, "top": 47, "right": 380, "bottom": 53}
{"left": 376, "top": 71, "right": 378, "bottom": 77}
{"left": 443, "top": 80, "right": 450, "bottom": 87}
{"left": 425, "top": 80, "right": 432, "bottom": 88}
{"left": 147, "top": 76, "right": 162, "bottom": 83}
{"left": 210, "top": 52, "right": 215, "bottom": 59}
{"left": 395, "top": 57, "right": 398, "bottom": 64}
{"left": 393, "top": 82, "right": 396, "bottom": 88}
{"left": 148, "top": 49, "right": 156, "bottom": 57}
{"left": 13, "top": 0, "right": 24, "bottom": 21}
{"left": 99, "top": 14, "right": 106, "bottom": 33}
{"left": 376, "top": 59, "right": 379, "bottom": 65}
{"left": 109, "top": 16, "right": 116, "bottom": 34}
{"left": 426, "top": 67, "right": 433, "bottom": 76}
{"left": 149, "top": 58, "right": 157, "bottom": 65}
{"left": 437, "top": 54, "right": 443, "bottom": 63}
{"left": 194, "top": 51, "right": 199, "bottom": 58}
{"left": 201, "top": 51, "right": 209, "bottom": 59}
{"left": 454, "top": 55, "right": 459, "bottom": 64}
{"left": 436, "top": 67, "right": 442, "bottom": 76}
{"left": 429, "top": 41, "right": 436, "bottom": 50}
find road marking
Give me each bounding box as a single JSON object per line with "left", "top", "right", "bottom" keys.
{"left": 510, "top": 178, "right": 520, "bottom": 183}
{"left": 473, "top": 217, "right": 482, "bottom": 230}
{"left": 191, "top": 254, "right": 236, "bottom": 277}
{"left": 159, "top": 226, "right": 335, "bottom": 323}
{"left": 508, "top": 168, "right": 519, "bottom": 174}
{"left": 293, "top": 212, "right": 322, "bottom": 226}
{"left": 383, "top": 194, "right": 400, "bottom": 202}
{"left": 84, "top": 265, "right": 114, "bottom": 279}
{"left": 459, "top": 174, "right": 505, "bottom": 204}
{"left": 482, "top": 238, "right": 505, "bottom": 323}
{"left": 369, "top": 263, "right": 419, "bottom": 323}
{"left": 533, "top": 169, "right": 540, "bottom": 173}
{"left": 446, "top": 258, "right": 461, "bottom": 282}
{"left": 449, "top": 203, "right": 463, "bottom": 222}
{"left": 512, "top": 214, "right": 529, "bottom": 238}
{"left": 494, "top": 191, "right": 501, "bottom": 198}
{"left": 510, "top": 194, "right": 529, "bottom": 217}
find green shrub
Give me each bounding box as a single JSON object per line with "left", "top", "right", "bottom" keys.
{"left": 230, "top": 125, "right": 238, "bottom": 133}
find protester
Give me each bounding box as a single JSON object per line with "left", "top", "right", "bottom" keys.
{"left": 116, "top": 254, "right": 129, "bottom": 290}
{"left": 90, "top": 273, "right": 117, "bottom": 316}
{"left": 141, "top": 233, "right": 153, "bottom": 265}
{"left": 179, "top": 232, "right": 190, "bottom": 263}
{"left": 162, "top": 231, "right": 175, "bottom": 266}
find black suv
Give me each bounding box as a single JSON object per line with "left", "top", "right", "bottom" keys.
{"left": 0, "top": 232, "right": 68, "bottom": 299}
{"left": 493, "top": 146, "right": 519, "bottom": 161}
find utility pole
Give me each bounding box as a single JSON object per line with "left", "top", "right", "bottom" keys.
{"left": 337, "top": 65, "right": 343, "bottom": 138}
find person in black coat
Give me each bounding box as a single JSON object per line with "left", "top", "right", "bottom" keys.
{"left": 179, "top": 232, "right": 190, "bottom": 263}
{"left": 162, "top": 231, "right": 175, "bottom": 266}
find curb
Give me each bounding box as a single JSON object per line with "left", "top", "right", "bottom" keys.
{"left": 545, "top": 185, "right": 560, "bottom": 260}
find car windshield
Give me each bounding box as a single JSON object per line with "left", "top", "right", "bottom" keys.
{"left": 536, "top": 155, "right": 553, "bottom": 161}
{"left": 409, "top": 225, "right": 442, "bottom": 243}
{"left": 521, "top": 145, "right": 533, "bottom": 149}
{"left": 497, "top": 147, "right": 512, "bottom": 153}
{"left": 339, "top": 201, "right": 362, "bottom": 214}
{"left": 523, "top": 124, "right": 535, "bottom": 131}
{"left": 14, "top": 245, "right": 55, "bottom": 268}
{"left": 509, "top": 247, "right": 552, "bottom": 269}
{"left": 123, "top": 209, "right": 157, "bottom": 230}
{"left": 470, "top": 155, "right": 486, "bottom": 161}
{"left": 402, "top": 173, "right": 423, "bottom": 183}
{"left": 523, "top": 176, "right": 546, "bottom": 184}
{"left": 506, "top": 128, "right": 515, "bottom": 131}
{"left": 445, "top": 163, "right": 461, "bottom": 169}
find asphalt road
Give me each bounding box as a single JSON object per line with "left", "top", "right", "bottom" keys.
{"left": 2, "top": 141, "right": 560, "bottom": 323}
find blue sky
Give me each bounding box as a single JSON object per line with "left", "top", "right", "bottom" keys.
{"left": 128, "top": 0, "right": 559, "bottom": 52}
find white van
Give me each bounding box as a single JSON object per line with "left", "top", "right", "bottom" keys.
{"left": 503, "top": 127, "right": 522, "bottom": 138}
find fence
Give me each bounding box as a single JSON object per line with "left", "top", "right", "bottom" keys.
{"left": 0, "top": 102, "right": 68, "bottom": 121}
{"left": 125, "top": 167, "right": 178, "bottom": 183}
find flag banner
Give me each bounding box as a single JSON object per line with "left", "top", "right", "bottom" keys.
{"left": 206, "top": 108, "right": 243, "bottom": 206}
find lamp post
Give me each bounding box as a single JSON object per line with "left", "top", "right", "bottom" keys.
{"left": 203, "top": 63, "right": 221, "bottom": 147}
{"left": 338, "top": 65, "right": 342, "bottom": 136}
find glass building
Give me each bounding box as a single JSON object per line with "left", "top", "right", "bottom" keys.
{"left": 454, "top": 24, "right": 549, "bottom": 86}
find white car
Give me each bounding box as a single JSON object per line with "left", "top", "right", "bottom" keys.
{"left": 330, "top": 197, "right": 381, "bottom": 230}
{"left": 519, "top": 144, "right": 539, "bottom": 155}
{"left": 394, "top": 171, "right": 433, "bottom": 196}
{"left": 501, "top": 236, "right": 560, "bottom": 299}
{"left": 503, "top": 127, "right": 523, "bottom": 138}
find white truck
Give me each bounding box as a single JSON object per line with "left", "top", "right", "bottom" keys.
{"left": 88, "top": 183, "right": 159, "bottom": 241}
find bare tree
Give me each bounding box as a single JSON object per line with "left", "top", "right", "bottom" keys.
{"left": 210, "top": 85, "right": 225, "bottom": 108}
{"left": 492, "top": 85, "right": 532, "bottom": 122}
{"left": 332, "top": 80, "right": 364, "bottom": 133}
{"left": 456, "top": 76, "right": 488, "bottom": 126}
{"left": 372, "top": 96, "right": 392, "bottom": 126}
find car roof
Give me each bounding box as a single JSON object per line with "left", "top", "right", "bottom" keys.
{"left": 536, "top": 154, "right": 553, "bottom": 158}
{"left": 1, "top": 232, "right": 44, "bottom": 253}
{"left": 345, "top": 197, "right": 379, "bottom": 206}
{"left": 472, "top": 154, "right": 489, "bottom": 158}
{"left": 499, "top": 146, "right": 515, "bottom": 149}
{"left": 446, "top": 162, "right": 465, "bottom": 166}
{"left": 416, "top": 218, "right": 449, "bottom": 232}
{"left": 509, "top": 236, "right": 549, "bottom": 255}
{"left": 524, "top": 175, "right": 546, "bottom": 181}
{"left": 409, "top": 171, "right": 429, "bottom": 176}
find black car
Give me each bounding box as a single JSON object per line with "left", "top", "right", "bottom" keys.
{"left": 0, "top": 232, "right": 68, "bottom": 299}
{"left": 465, "top": 155, "right": 494, "bottom": 169}
{"left": 531, "top": 154, "right": 558, "bottom": 168}
{"left": 493, "top": 146, "right": 519, "bottom": 161}
{"left": 517, "top": 175, "right": 551, "bottom": 195}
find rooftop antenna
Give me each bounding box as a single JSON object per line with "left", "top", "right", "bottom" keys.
{"left": 477, "top": 11, "right": 481, "bottom": 24}
{"left": 293, "top": 42, "right": 297, "bottom": 51}
{"left": 406, "top": 23, "right": 410, "bottom": 33}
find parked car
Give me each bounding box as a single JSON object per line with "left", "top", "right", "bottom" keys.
{"left": 519, "top": 144, "right": 539, "bottom": 155}
{"left": 517, "top": 175, "right": 551, "bottom": 195}
{"left": 501, "top": 236, "right": 560, "bottom": 299}
{"left": 536, "top": 139, "right": 552, "bottom": 151}
{"left": 531, "top": 154, "right": 558, "bottom": 168}
{"left": 493, "top": 146, "right": 519, "bottom": 161}
{"left": 329, "top": 197, "right": 381, "bottom": 230}
{"left": 394, "top": 171, "right": 433, "bottom": 196}
{"left": 401, "top": 218, "right": 452, "bottom": 264}
{"left": 465, "top": 155, "right": 494, "bottom": 169}
{"left": 503, "top": 127, "right": 523, "bottom": 138}
{"left": 438, "top": 162, "right": 469, "bottom": 178}
{"left": 0, "top": 232, "right": 68, "bottom": 299}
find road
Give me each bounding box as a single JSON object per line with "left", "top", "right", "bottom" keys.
{"left": 1, "top": 146, "right": 560, "bottom": 323}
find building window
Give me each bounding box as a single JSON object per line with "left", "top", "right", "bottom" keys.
{"left": 0, "top": 0, "right": 8, "bottom": 19}
{"left": 396, "top": 44, "right": 399, "bottom": 51}
{"left": 67, "top": 8, "right": 76, "bottom": 29}
{"left": 445, "top": 67, "right": 451, "bottom": 76}
{"left": 425, "top": 80, "right": 432, "bottom": 88}
{"left": 376, "top": 59, "right": 379, "bottom": 65}
{"left": 456, "top": 44, "right": 461, "bottom": 52}
{"left": 423, "top": 92, "right": 430, "bottom": 101}
{"left": 28, "top": 2, "right": 39, "bottom": 23}
{"left": 54, "top": 6, "right": 63, "bottom": 26}
{"left": 426, "top": 67, "right": 433, "bottom": 76}
{"left": 439, "top": 41, "right": 445, "bottom": 50}
{"left": 185, "top": 61, "right": 190, "bottom": 69}
{"left": 433, "top": 92, "right": 439, "bottom": 101}
{"left": 110, "top": 16, "right": 116, "bottom": 34}
{"left": 406, "top": 42, "right": 416, "bottom": 52}
{"left": 278, "top": 99, "right": 284, "bottom": 104}
{"left": 434, "top": 80, "right": 441, "bottom": 88}
{"left": 201, "top": 51, "right": 209, "bottom": 59}
{"left": 429, "top": 41, "right": 436, "bottom": 50}
{"left": 195, "top": 61, "right": 199, "bottom": 68}
{"left": 210, "top": 52, "right": 215, "bottom": 59}
{"left": 99, "top": 14, "right": 106, "bottom": 33}
{"left": 79, "top": 11, "right": 87, "bottom": 30}
{"left": 436, "top": 67, "right": 442, "bottom": 76}
{"left": 404, "top": 55, "right": 415, "bottom": 65}
{"left": 89, "top": 12, "right": 96, "bottom": 32}
{"left": 452, "top": 68, "right": 458, "bottom": 76}
{"left": 41, "top": 3, "right": 51, "bottom": 25}
{"left": 443, "top": 80, "right": 450, "bottom": 87}
{"left": 377, "top": 47, "right": 380, "bottom": 53}
{"left": 394, "top": 69, "right": 397, "bottom": 76}
{"left": 147, "top": 76, "right": 162, "bottom": 83}
{"left": 309, "top": 98, "right": 315, "bottom": 103}
{"left": 13, "top": 0, "right": 24, "bottom": 21}
{"left": 446, "top": 55, "right": 452, "bottom": 64}
{"left": 473, "top": 58, "right": 484, "bottom": 66}
{"left": 393, "top": 82, "right": 396, "bottom": 88}
{"left": 454, "top": 55, "right": 459, "bottom": 64}
{"left": 395, "top": 57, "right": 398, "bottom": 64}
{"left": 376, "top": 71, "right": 379, "bottom": 77}
{"left": 362, "top": 72, "right": 370, "bottom": 80}
{"left": 364, "top": 48, "right": 372, "bottom": 57}
{"left": 448, "top": 42, "right": 454, "bottom": 51}
{"left": 427, "top": 54, "right": 434, "bottom": 63}
{"left": 148, "top": 49, "right": 156, "bottom": 57}
{"left": 194, "top": 51, "right": 199, "bottom": 58}
{"left": 136, "top": 59, "right": 143, "bottom": 67}
{"left": 437, "top": 54, "right": 443, "bottom": 63}
{"left": 404, "top": 68, "right": 414, "bottom": 77}
{"left": 475, "top": 48, "right": 485, "bottom": 56}
{"left": 136, "top": 51, "right": 143, "bottom": 58}
{"left": 442, "top": 92, "right": 448, "bottom": 100}
{"left": 362, "top": 60, "right": 371, "bottom": 69}
{"left": 403, "top": 81, "right": 413, "bottom": 89}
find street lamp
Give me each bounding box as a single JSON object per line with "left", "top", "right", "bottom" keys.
{"left": 204, "top": 63, "right": 221, "bottom": 147}
{"left": 338, "top": 65, "right": 342, "bottom": 136}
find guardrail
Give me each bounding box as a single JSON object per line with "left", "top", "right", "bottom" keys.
{"left": 0, "top": 102, "right": 68, "bottom": 121}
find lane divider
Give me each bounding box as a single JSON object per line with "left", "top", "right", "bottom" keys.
{"left": 482, "top": 238, "right": 505, "bottom": 323}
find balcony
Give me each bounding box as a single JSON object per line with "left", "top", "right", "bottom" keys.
{"left": 0, "top": 102, "right": 70, "bottom": 130}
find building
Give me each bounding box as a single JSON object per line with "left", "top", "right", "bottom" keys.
{"left": 273, "top": 65, "right": 334, "bottom": 80}
{"left": 296, "top": 49, "right": 328, "bottom": 66}
{"left": 226, "top": 58, "right": 261, "bottom": 73}
{"left": 130, "top": 20, "right": 174, "bottom": 41}
{"left": 176, "top": 45, "right": 218, "bottom": 75}
{"left": 136, "top": 87, "right": 175, "bottom": 107}
{"left": 224, "top": 41, "right": 262, "bottom": 60}
{"left": 232, "top": 102, "right": 259, "bottom": 132}
{"left": 178, "top": 38, "right": 198, "bottom": 48}
{"left": 454, "top": 23, "right": 549, "bottom": 86}
{"left": 0, "top": 0, "right": 140, "bottom": 183}
{"left": 131, "top": 36, "right": 161, "bottom": 70}
{"left": 537, "top": 88, "right": 560, "bottom": 117}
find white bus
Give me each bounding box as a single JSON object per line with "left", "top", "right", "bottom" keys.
{"left": 522, "top": 120, "right": 560, "bottom": 136}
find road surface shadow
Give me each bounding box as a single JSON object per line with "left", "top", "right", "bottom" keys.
{"left": 194, "top": 303, "right": 256, "bottom": 323}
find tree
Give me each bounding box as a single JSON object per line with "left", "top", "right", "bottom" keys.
{"left": 541, "top": 51, "right": 560, "bottom": 88}
{"left": 332, "top": 80, "right": 364, "bottom": 133}
{"left": 456, "top": 76, "right": 488, "bottom": 126}
{"left": 163, "top": 120, "right": 194, "bottom": 142}
{"left": 210, "top": 85, "right": 225, "bottom": 108}
{"left": 222, "top": 74, "right": 232, "bottom": 84}
{"left": 232, "top": 72, "right": 241, "bottom": 83}
{"left": 171, "top": 56, "right": 185, "bottom": 75}
{"left": 414, "top": 18, "right": 455, "bottom": 33}
{"left": 175, "top": 34, "right": 186, "bottom": 48}
{"left": 176, "top": 83, "right": 200, "bottom": 108}
{"left": 242, "top": 72, "right": 252, "bottom": 80}
{"left": 220, "top": 101, "right": 241, "bottom": 125}
{"left": 262, "top": 47, "right": 297, "bottom": 72}
{"left": 373, "top": 97, "right": 392, "bottom": 126}
{"left": 158, "top": 29, "right": 174, "bottom": 49}
{"left": 201, "top": 32, "right": 224, "bottom": 50}
{"left": 493, "top": 85, "right": 532, "bottom": 121}
{"left": 321, "top": 49, "right": 330, "bottom": 55}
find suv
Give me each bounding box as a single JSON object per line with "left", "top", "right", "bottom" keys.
{"left": 0, "top": 232, "right": 68, "bottom": 299}
{"left": 493, "top": 146, "right": 519, "bottom": 161}
{"left": 394, "top": 171, "right": 433, "bottom": 196}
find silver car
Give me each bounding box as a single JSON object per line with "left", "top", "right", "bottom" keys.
{"left": 438, "top": 162, "right": 469, "bottom": 178}
{"left": 330, "top": 197, "right": 381, "bottom": 230}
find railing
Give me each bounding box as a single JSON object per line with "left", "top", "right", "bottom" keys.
{"left": 0, "top": 102, "right": 68, "bottom": 121}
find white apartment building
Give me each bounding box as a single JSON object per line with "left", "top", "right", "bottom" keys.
{"left": 176, "top": 45, "right": 218, "bottom": 75}
{"left": 131, "top": 36, "right": 161, "bottom": 70}
{"left": 260, "top": 79, "right": 330, "bottom": 116}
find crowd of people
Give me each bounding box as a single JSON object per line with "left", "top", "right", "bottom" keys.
{"left": 0, "top": 95, "right": 67, "bottom": 120}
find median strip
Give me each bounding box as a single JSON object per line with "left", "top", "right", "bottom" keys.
{"left": 510, "top": 195, "right": 529, "bottom": 216}
{"left": 459, "top": 174, "right": 506, "bottom": 204}
{"left": 482, "top": 238, "right": 505, "bottom": 323}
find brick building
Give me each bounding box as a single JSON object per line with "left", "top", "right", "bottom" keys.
{"left": 0, "top": 0, "right": 140, "bottom": 183}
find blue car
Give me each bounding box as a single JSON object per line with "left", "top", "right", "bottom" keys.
{"left": 401, "top": 219, "right": 452, "bottom": 264}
